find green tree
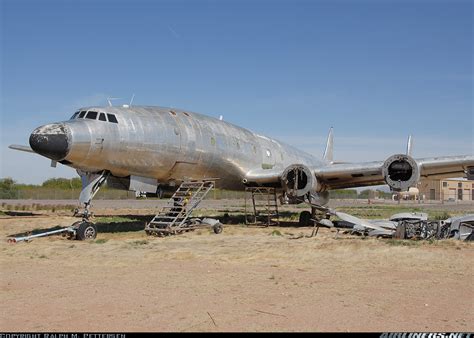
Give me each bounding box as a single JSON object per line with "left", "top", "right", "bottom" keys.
{"left": 42, "top": 177, "right": 82, "bottom": 189}
{"left": 358, "top": 189, "right": 375, "bottom": 199}
{"left": 0, "top": 177, "right": 19, "bottom": 199}
{"left": 329, "top": 189, "right": 358, "bottom": 199}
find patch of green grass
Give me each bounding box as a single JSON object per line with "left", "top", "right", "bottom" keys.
{"left": 334, "top": 205, "right": 460, "bottom": 220}
{"left": 129, "top": 240, "right": 149, "bottom": 246}
{"left": 431, "top": 211, "right": 451, "bottom": 220}
{"left": 38, "top": 254, "right": 48, "bottom": 259}
{"left": 95, "top": 216, "right": 141, "bottom": 223}
{"left": 270, "top": 230, "right": 282, "bottom": 236}
{"left": 385, "top": 239, "right": 421, "bottom": 247}
{"left": 93, "top": 239, "right": 108, "bottom": 244}
{"left": 0, "top": 210, "right": 6, "bottom": 216}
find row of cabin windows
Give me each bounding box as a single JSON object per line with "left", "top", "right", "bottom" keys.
{"left": 70, "top": 111, "right": 118, "bottom": 123}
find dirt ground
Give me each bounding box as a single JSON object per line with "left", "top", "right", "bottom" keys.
{"left": 0, "top": 200, "right": 473, "bottom": 332}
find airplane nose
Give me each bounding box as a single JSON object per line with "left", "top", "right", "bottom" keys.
{"left": 29, "top": 123, "right": 71, "bottom": 160}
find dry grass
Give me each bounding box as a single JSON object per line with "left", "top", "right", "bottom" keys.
{"left": 0, "top": 202, "right": 473, "bottom": 332}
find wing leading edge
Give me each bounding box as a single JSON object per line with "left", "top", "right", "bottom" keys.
{"left": 315, "top": 154, "right": 474, "bottom": 190}
{"left": 244, "top": 155, "right": 474, "bottom": 191}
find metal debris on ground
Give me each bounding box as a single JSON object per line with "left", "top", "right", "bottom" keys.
{"left": 332, "top": 211, "right": 474, "bottom": 241}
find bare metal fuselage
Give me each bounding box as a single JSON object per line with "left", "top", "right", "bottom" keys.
{"left": 63, "top": 106, "right": 323, "bottom": 190}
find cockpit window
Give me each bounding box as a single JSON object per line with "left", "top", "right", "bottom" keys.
{"left": 78, "top": 111, "right": 87, "bottom": 118}
{"left": 86, "top": 111, "right": 98, "bottom": 120}
{"left": 70, "top": 112, "right": 79, "bottom": 120}
{"left": 98, "top": 113, "right": 106, "bottom": 121}
{"left": 107, "top": 113, "right": 118, "bottom": 123}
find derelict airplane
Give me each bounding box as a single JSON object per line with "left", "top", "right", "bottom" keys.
{"left": 9, "top": 105, "right": 474, "bottom": 239}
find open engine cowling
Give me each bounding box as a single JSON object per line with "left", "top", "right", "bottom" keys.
{"left": 382, "top": 154, "right": 420, "bottom": 191}
{"left": 281, "top": 164, "right": 319, "bottom": 197}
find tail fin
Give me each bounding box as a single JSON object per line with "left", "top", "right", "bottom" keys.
{"left": 406, "top": 135, "right": 413, "bottom": 156}
{"left": 323, "top": 127, "right": 334, "bottom": 163}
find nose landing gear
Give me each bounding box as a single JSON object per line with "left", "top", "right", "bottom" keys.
{"left": 74, "top": 220, "right": 98, "bottom": 240}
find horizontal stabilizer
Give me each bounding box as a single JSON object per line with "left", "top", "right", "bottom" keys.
{"left": 8, "top": 144, "right": 35, "bottom": 153}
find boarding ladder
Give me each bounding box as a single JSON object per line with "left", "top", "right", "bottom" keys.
{"left": 245, "top": 187, "right": 279, "bottom": 226}
{"left": 145, "top": 180, "right": 214, "bottom": 236}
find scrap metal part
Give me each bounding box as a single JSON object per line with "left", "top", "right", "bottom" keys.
{"left": 394, "top": 214, "right": 474, "bottom": 241}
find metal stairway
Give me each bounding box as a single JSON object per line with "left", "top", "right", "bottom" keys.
{"left": 244, "top": 187, "right": 279, "bottom": 226}
{"left": 145, "top": 180, "right": 214, "bottom": 236}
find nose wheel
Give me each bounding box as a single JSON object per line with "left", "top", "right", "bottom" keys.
{"left": 75, "top": 221, "right": 97, "bottom": 240}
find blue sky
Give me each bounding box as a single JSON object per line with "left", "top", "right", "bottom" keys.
{"left": 1, "top": 0, "right": 472, "bottom": 184}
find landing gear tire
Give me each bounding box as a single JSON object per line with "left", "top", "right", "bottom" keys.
{"left": 76, "top": 221, "right": 97, "bottom": 241}
{"left": 156, "top": 187, "right": 164, "bottom": 199}
{"left": 213, "top": 223, "right": 223, "bottom": 234}
{"left": 299, "top": 211, "right": 312, "bottom": 227}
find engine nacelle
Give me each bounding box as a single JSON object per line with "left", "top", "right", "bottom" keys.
{"left": 382, "top": 154, "right": 420, "bottom": 191}
{"left": 281, "top": 164, "right": 319, "bottom": 197}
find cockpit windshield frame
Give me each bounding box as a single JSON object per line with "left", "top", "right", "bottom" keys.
{"left": 71, "top": 110, "right": 118, "bottom": 124}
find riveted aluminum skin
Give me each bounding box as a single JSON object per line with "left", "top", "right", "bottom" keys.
{"left": 58, "top": 106, "right": 324, "bottom": 190}
{"left": 29, "top": 105, "right": 474, "bottom": 199}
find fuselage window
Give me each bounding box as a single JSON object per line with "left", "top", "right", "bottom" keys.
{"left": 98, "top": 113, "right": 107, "bottom": 121}
{"left": 86, "top": 111, "right": 98, "bottom": 120}
{"left": 70, "top": 112, "right": 79, "bottom": 119}
{"left": 78, "top": 111, "right": 87, "bottom": 118}
{"left": 107, "top": 114, "right": 118, "bottom": 123}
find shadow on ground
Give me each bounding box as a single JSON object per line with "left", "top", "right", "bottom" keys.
{"left": 202, "top": 211, "right": 303, "bottom": 228}
{"left": 6, "top": 210, "right": 310, "bottom": 239}
{"left": 1, "top": 211, "right": 42, "bottom": 217}
{"left": 92, "top": 214, "right": 150, "bottom": 233}
{"left": 7, "top": 215, "right": 150, "bottom": 238}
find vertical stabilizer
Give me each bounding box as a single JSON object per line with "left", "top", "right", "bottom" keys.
{"left": 406, "top": 135, "right": 413, "bottom": 156}
{"left": 323, "top": 127, "right": 334, "bottom": 163}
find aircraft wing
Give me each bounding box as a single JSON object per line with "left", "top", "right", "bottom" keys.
{"left": 315, "top": 155, "right": 474, "bottom": 190}
{"left": 8, "top": 144, "right": 35, "bottom": 153}
{"left": 245, "top": 155, "right": 474, "bottom": 191}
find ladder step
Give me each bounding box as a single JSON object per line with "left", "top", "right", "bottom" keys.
{"left": 146, "top": 180, "right": 214, "bottom": 235}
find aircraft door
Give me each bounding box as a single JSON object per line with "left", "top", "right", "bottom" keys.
{"left": 169, "top": 113, "right": 203, "bottom": 180}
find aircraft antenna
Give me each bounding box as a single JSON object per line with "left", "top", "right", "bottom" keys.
{"left": 106, "top": 97, "right": 122, "bottom": 107}
{"left": 129, "top": 93, "right": 135, "bottom": 106}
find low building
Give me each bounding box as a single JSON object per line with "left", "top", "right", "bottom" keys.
{"left": 419, "top": 178, "right": 474, "bottom": 202}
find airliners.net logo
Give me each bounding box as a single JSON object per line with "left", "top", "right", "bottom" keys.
{"left": 381, "top": 334, "right": 472, "bottom": 338}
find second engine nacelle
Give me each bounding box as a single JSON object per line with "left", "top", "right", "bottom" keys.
{"left": 280, "top": 164, "right": 319, "bottom": 197}
{"left": 382, "top": 154, "right": 420, "bottom": 191}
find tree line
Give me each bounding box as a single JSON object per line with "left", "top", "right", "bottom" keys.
{"left": 0, "top": 177, "right": 392, "bottom": 200}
